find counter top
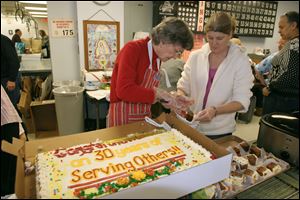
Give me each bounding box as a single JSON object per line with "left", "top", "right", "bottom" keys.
{"left": 19, "top": 58, "right": 52, "bottom": 76}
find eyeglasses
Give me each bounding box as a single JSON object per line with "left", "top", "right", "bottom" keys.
{"left": 175, "top": 49, "right": 184, "bottom": 56}
{"left": 164, "top": 43, "right": 184, "bottom": 57}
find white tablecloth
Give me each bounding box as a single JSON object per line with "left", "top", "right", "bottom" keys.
{"left": 86, "top": 89, "right": 110, "bottom": 101}
{"left": 84, "top": 70, "right": 113, "bottom": 82}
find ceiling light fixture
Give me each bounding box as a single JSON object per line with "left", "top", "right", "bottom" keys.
{"left": 25, "top": 7, "right": 47, "bottom": 11}
{"left": 31, "top": 15, "right": 48, "bottom": 18}
{"left": 19, "top": 1, "right": 47, "bottom": 4}
{"left": 29, "top": 11, "right": 48, "bottom": 15}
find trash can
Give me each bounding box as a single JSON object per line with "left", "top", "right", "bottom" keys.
{"left": 52, "top": 80, "right": 81, "bottom": 89}
{"left": 53, "top": 86, "right": 85, "bottom": 135}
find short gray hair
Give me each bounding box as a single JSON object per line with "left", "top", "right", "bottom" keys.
{"left": 151, "top": 17, "right": 194, "bottom": 50}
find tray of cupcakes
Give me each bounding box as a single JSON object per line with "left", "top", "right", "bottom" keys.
{"left": 192, "top": 136, "right": 290, "bottom": 199}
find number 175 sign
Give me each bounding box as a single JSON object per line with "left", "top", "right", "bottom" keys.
{"left": 51, "top": 19, "right": 75, "bottom": 38}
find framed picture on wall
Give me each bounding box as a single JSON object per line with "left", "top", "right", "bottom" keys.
{"left": 83, "top": 20, "right": 120, "bottom": 71}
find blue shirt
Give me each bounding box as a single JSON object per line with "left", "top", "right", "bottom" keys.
{"left": 255, "top": 52, "right": 278, "bottom": 74}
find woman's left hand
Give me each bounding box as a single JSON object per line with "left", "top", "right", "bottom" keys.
{"left": 193, "top": 107, "right": 216, "bottom": 122}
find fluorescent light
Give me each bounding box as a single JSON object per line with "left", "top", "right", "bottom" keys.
{"left": 31, "top": 15, "right": 48, "bottom": 18}
{"left": 25, "top": 7, "right": 47, "bottom": 11}
{"left": 29, "top": 11, "right": 48, "bottom": 15}
{"left": 19, "top": 1, "right": 47, "bottom": 4}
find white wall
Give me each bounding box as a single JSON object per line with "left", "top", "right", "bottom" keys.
{"left": 124, "top": 1, "right": 153, "bottom": 43}
{"left": 240, "top": 1, "right": 299, "bottom": 54}
{"left": 47, "top": 1, "right": 80, "bottom": 81}
{"left": 76, "top": 1, "right": 124, "bottom": 70}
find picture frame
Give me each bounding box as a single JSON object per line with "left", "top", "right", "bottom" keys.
{"left": 83, "top": 20, "right": 120, "bottom": 71}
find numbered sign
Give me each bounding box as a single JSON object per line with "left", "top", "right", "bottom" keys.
{"left": 51, "top": 19, "right": 75, "bottom": 38}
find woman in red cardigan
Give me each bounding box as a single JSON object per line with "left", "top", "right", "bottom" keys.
{"left": 108, "top": 17, "right": 194, "bottom": 127}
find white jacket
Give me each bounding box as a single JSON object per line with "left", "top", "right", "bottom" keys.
{"left": 177, "top": 43, "right": 254, "bottom": 135}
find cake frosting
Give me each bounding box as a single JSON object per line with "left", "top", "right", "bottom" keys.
{"left": 35, "top": 129, "right": 214, "bottom": 199}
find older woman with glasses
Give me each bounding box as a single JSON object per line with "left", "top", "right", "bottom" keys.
{"left": 108, "top": 17, "right": 194, "bottom": 127}
{"left": 176, "top": 12, "right": 254, "bottom": 139}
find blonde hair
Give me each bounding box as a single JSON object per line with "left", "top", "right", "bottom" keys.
{"left": 230, "top": 38, "right": 242, "bottom": 46}
{"left": 204, "top": 12, "right": 236, "bottom": 35}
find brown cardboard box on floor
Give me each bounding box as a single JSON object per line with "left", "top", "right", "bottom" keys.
{"left": 18, "top": 91, "right": 32, "bottom": 118}
{"left": 1, "top": 113, "right": 232, "bottom": 199}
{"left": 30, "top": 100, "right": 59, "bottom": 138}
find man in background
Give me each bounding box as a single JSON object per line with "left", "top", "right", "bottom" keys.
{"left": 1, "top": 34, "right": 21, "bottom": 109}
{"left": 11, "top": 29, "right": 22, "bottom": 46}
{"left": 252, "top": 38, "right": 287, "bottom": 116}
{"left": 255, "top": 38, "right": 287, "bottom": 86}
{"left": 262, "top": 11, "right": 299, "bottom": 115}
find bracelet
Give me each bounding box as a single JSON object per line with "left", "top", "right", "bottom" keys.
{"left": 211, "top": 106, "right": 217, "bottom": 117}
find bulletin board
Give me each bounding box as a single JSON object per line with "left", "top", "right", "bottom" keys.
{"left": 153, "top": 1, "right": 278, "bottom": 38}
{"left": 203, "top": 1, "right": 278, "bottom": 37}
{"left": 153, "top": 1, "right": 198, "bottom": 32}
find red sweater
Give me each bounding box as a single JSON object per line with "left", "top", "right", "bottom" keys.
{"left": 110, "top": 37, "right": 159, "bottom": 103}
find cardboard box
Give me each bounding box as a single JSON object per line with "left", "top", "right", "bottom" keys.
{"left": 30, "top": 100, "right": 59, "bottom": 138}
{"left": 18, "top": 91, "right": 32, "bottom": 118}
{"left": 22, "top": 116, "right": 34, "bottom": 134}
{"left": 1, "top": 113, "right": 232, "bottom": 199}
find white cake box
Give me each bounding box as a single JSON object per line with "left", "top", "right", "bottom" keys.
{"left": 2, "top": 113, "right": 232, "bottom": 199}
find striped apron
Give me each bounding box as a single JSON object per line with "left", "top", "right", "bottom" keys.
{"left": 108, "top": 40, "right": 160, "bottom": 127}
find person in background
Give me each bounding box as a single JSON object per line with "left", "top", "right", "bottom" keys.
{"left": 230, "top": 34, "right": 247, "bottom": 54}
{"left": 108, "top": 17, "right": 194, "bottom": 127}
{"left": 151, "top": 56, "right": 185, "bottom": 118}
{"left": 251, "top": 38, "right": 287, "bottom": 116}
{"left": 1, "top": 34, "right": 21, "bottom": 109}
{"left": 230, "top": 34, "right": 242, "bottom": 46}
{"left": 11, "top": 29, "right": 22, "bottom": 46}
{"left": 176, "top": 12, "right": 254, "bottom": 139}
{"left": 1, "top": 85, "right": 26, "bottom": 196}
{"left": 255, "top": 38, "right": 287, "bottom": 86}
{"left": 262, "top": 11, "right": 299, "bottom": 115}
{"left": 39, "top": 30, "right": 50, "bottom": 58}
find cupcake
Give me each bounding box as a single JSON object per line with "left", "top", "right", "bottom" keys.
{"left": 233, "top": 146, "right": 241, "bottom": 156}
{"left": 233, "top": 156, "right": 248, "bottom": 170}
{"left": 256, "top": 166, "right": 272, "bottom": 177}
{"left": 239, "top": 141, "right": 250, "bottom": 152}
{"left": 244, "top": 168, "right": 259, "bottom": 184}
{"left": 230, "top": 171, "right": 245, "bottom": 188}
{"left": 250, "top": 145, "right": 261, "bottom": 158}
{"left": 246, "top": 154, "right": 258, "bottom": 166}
{"left": 266, "top": 162, "right": 282, "bottom": 174}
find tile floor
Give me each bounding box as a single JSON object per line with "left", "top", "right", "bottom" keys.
{"left": 234, "top": 115, "right": 261, "bottom": 142}
{"left": 27, "top": 115, "right": 262, "bottom": 142}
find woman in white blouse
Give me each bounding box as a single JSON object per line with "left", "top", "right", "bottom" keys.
{"left": 1, "top": 85, "right": 26, "bottom": 196}
{"left": 176, "top": 12, "right": 254, "bottom": 139}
